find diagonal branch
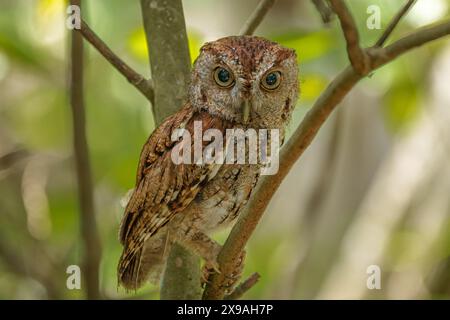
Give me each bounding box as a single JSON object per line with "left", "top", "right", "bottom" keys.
{"left": 0, "top": 235, "right": 62, "bottom": 299}
{"left": 311, "top": 0, "right": 334, "bottom": 24}
{"left": 203, "top": 19, "right": 450, "bottom": 300}
{"left": 328, "top": 0, "right": 370, "bottom": 74}
{"left": 239, "top": 0, "right": 277, "bottom": 36}
{"left": 375, "top": 0, "right": 416, "bottom": 47}
{"left": 0, "top": 148, "right": 28, "bottom": 170}
{"left": 69, "top": 0, "right": 102, "bottom": 300}
{"left": 75, "top": 20, "right": 154, "bottom": 103}
{"left": 224, "top": 272, "right": 260, "bottom": 300}
{"left": 371, "top": 20, "right": 450, "bottom": 68}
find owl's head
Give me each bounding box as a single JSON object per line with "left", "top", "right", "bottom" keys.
{"left": 189, "top": 36, "right": 299, "bottom": 129}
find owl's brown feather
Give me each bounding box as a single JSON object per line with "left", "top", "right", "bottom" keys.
{"left": 118, "top": 103, "right": 233, "bottom": 289}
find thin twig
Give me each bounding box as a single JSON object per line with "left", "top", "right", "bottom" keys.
{"left": 203, "top": 19, "right": 450, "bottom": 300}
{"left": 311, "top": 0, "right": 334, "bottom": 24}
{"left": 375, "top": 0, "right": 416, "bottom": 47}
{"left": 371, "top": 21, "right": 450, "bottom": 67}
{"left": 76, "top": 19, "right": 154, "bottom": 103}
{"left": 0, "top": 235, "right": 61, "bottom": 299}
{"left": 239, "top": 0, "right": 277, "bottom": 36}
{"left": 224, "top": 273, "right": 260, "bottom": 300}
{"left": 69, "top": 0, "right": 102, "bottom": 300}
{"left": 0, "top": 148, "right": 28, "bottom": 170}
{"left": 328, "top": 0, "right": 369, "bottom": 74}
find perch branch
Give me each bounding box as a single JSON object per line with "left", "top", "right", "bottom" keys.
{"left": 328, "top": 0, "right": 370, "bottom": 74}
{"left": 203, "top": 19, "right": 450, "bottom": 300}
{"left": 76, "top": 19, "right": 154, "bottom": 103}
{"left": 224, "top": 273, "right": 260, "bottom": 300}
{"left": 239, "top": 0, "right": 277, "bottom": 36}
{"left": 375, "top": 0, "right": 416, "bottom": 47}
{"left": 69, "top": 0, "right": 102, "bottom": 300}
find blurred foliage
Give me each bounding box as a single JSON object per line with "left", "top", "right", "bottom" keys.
{"left": 0, "top": 0, "right": 449, "bottom": 299}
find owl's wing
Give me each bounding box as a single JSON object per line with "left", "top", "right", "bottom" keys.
{"left": 118, "top": 104, "right": 228, "bottom": 287}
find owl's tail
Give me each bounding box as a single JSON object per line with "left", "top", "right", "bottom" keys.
{"left": 117, "top": 229, "right": 171, "bottom": 290}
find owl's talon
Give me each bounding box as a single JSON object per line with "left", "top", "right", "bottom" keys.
{"left": 201, "top": 260, "right": 221, "bottom": 287}
{"left": 211, "top": 263, "right": 221, "bottom": 274}
{"left": 204, "top": 251, "right": 247, "bottom": 293}
{"left": 201, "top": 272, "right": 211, "bottom": 288}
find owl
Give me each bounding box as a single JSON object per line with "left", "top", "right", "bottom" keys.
{"left": 118, "top": 35, "right": 299, "bottom": 290}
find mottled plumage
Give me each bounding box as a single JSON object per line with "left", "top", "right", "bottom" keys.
{"left": 118, "top": 35, "right": 299, "bottom": 290}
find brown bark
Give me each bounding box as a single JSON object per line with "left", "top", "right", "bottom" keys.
{"left": 69, "top": 0, "right": 102, "bottom": 300}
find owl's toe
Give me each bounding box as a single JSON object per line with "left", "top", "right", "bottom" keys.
{"left": 201, "top": 260, "right": 221, "bottom": 287}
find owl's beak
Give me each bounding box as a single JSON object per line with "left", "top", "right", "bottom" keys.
{"left": 242, "top": 100, "right": 251, "bottom": 124}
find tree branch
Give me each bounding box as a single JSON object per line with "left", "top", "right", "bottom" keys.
{"left": 69, "top": 0, "right": 102, "bottom": 300}
{"left": 0, "top": 148, "right": 28, "bottom": 170}
{"left": 375, "top": 0, "right": 416, "bottom": 47}
{"left": 371, "top": 20, "right": 450, "bottom": 67}
{"left": 140, "top": 0, "right": 192, "bottom": 124}
{"left": 203, "top": 19, "right": 450, "bottom": 300}
{"left": 239, "top": 0, "right": 277, "bottom": 36}
{"left": 224, "top": 272, "right": 260, "bottom": 300}
{"left": 311, "top": 0, "right": 334, "bottom": 24}
{"left": 328, "top": 0, "right": 370, "bottom": 74}
{"left": 140, "top": 0, "right": 202, "bottom": 299}
{"left": 0, "top": 235, "right": 62, "bottom": 299}
{"left": 75, "top": 19, "right": 154, "bottom": 103}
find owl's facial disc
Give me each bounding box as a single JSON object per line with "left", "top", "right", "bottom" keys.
{"left": 190, "top": 35, "right": 299, "bottom": 128}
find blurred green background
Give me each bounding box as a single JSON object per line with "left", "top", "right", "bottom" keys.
{"left": 0, "top": 0, "right": 449, "bottom": 299}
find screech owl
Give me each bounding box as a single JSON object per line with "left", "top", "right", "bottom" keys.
{"left": 117, "top": 35, "right": 299, "bottom": 290}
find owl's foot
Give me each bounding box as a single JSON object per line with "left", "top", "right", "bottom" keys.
{"left": 200, "top": 250, "right": 246, "bottom": 292}
{"left": 201, "top": 260, "right": 221, "bottom": 288}
{"left": 174, "top": 230, "right": 223, "bottom": 287}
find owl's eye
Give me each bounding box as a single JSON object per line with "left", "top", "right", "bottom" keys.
{"left": 213, "top": 67, "right": 234, "bottom": 88}
{"left": 261, "top": 71, "right": 282, "bottom": 90}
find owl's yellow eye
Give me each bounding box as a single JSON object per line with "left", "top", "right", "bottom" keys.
{"left": 261, "top": 71, "right": 282, "bottom": 90}
{"left": 213, "top": 67, "right": 234, "bottom": 88}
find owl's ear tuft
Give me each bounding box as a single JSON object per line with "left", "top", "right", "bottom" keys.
{"left": 275, "top": 47, "right": 297, "bottom": 65}
{"left": 200, "top": 42, "right": 213, "bottom": 53}
{"left": 290, "top": 48, "right": 297, "bottom": 57}
{"left": 192, "top": 43, "right": 211, "bottom": 66}
{"left": 286, "top": 47, "right": 297, "bottom": 59}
